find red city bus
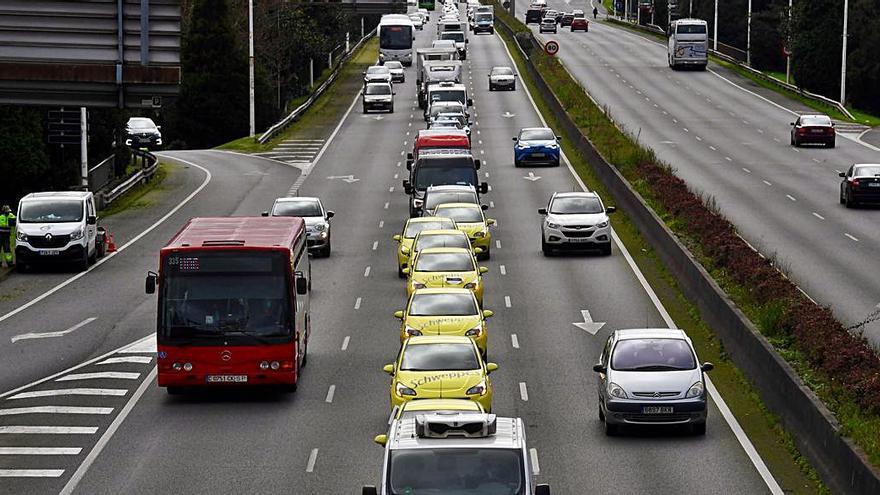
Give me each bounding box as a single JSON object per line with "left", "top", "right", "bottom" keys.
{"left": 145, "top": 217, "right": 311, "bottom": 393}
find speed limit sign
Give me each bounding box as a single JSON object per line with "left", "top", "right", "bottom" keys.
{"left": 544, "top": 40, "right": 559, "bottom": 56}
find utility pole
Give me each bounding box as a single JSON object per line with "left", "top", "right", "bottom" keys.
{"left": 786, "top": 0, "right": 792, "bottom": 84}
{"left": 840, "top": 0, "right": 848, "bottom": 105}
{"left": 746, "top": 0, "right": 752, "bottom": 66}
{"left": 689, "top": 0, "right": 692, "bottom": 17}
{"left": 651, "top": 0, "right": 655, "bottom": 25}
{"left": 713, "top": 0, "right": 718, "bottom": 51}
{"left": 248, "top": 0, "right": 255, "bottom": 137}
{"left": 80, "top": 107, "right": 88, "bottom": 188}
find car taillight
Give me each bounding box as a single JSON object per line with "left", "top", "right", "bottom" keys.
{"left": 798, "top": 128, "right": 807, "bottom": 134}
{"left": 852, "top": 179, "right": 860, "bottom": 188}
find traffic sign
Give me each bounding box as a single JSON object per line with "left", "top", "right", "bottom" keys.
{"left": 544, "top": 40, "right": 559, "bottom": 56}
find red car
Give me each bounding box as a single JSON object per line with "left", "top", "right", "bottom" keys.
{"left": 790, "top": 114, "right": 835, "bottom": 148}
{"left": 570, "top": 17, "right": 589, "bottom": 32}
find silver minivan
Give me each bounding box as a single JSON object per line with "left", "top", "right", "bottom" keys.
{"left": 15, "top": 191, "right": 100, "bottom": 271}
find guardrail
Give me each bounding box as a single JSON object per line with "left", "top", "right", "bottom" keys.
{"left": 605, "top": 18, "right": 856, "bottom": 121}
{"left": 258, "top": 28, "right": 377, "bottom": 145}
{"left": 495, "top": 15, "right": 880, "bottom": 494}
{"left": 89, "top": 147, "right": 159, "bottom": 209}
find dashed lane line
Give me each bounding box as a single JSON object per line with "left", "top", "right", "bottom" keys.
{"left": 845, "top": 233, "right": 859, "bottom": 242}
{"left": 306, "top": 448, "right": 319, "bottom": 473}
{"left": 0, "top": 426, "right": 98, "bottom": 435}
{"left": 325, "top": 385, "right": 336, "bottom": 404}
{"left": 364, "top": 266, "right": 371, "bottom": 278}
{"left": 519, "top": 382, "right": 529, "bottom": 401}
{"left": 0, "top": 406, "right": 113, "bottom": 416}
{"left": 812, "top": 212, "right": 825, "bottom": 220}
{"left": 354, "top": 297, "right": 362, "bottom": 310}
{"left": 504, "top": 296, "right": 511, "bottom": 308}
{"left": 372, "top": 241, "right": 379, "bottom": 251}
{"left": 511, "top": 334, "right": 519, "bottom": 349}
{"left": 341, "top": 336, "right": 350, "bottom": 351}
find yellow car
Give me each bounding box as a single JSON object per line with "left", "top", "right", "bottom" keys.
{"left": 391, "top": 398, "right": 486, "bottom": 422}
{"left": 401, "top": 229, "right": 483, "bottom": 271}
{"left": 395, "top": 288, "right": 493, "bottom": 356}
{"left": 384, "top": 335, "right": 498, "bottom": 412}
{"left": 431, "top": 203, "right": 495, "bottom": 260}
{"left": 393, "top": 216, "right": 457, "bottom": 278}
{"left": 403, "top": 247, "right": 488, "bottom": 305}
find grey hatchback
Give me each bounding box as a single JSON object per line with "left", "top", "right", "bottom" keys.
{"left": 593, "top": 329, "right": 713, "bottom": 435}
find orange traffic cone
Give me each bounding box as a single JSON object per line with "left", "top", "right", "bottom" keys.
{"left": 107, "top": 232, "right": 117, "bottom": 253}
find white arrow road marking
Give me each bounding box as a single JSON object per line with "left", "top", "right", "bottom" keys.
{"left": 0, "top": 447, "right": 82, "bottom": 455}
{"left": 11, "top": 317, "right": 97, "bottom": 344}
{"left": 572, "top": 310, "right": 606, "bottom": 335}
{"left": 326, "top": 175, "right": 360, "bottom": 183}
{"left": 501, "top": 111, "right": 516, "bottom": 118}
{"left": 0, "top": 469, "right": 65, "bottom": 478}
{"left": 9, "top": 388, "right": 127, "bottom": 400}
{"left": 523, "top": 172, "right": 542, "bottom": 181}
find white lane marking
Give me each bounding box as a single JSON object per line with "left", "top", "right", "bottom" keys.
{"left": 396, "top": 161, "right": 401, "bottom": 167}
{"left": 0, "top": 447, "right": 82, "bottom": 455}
{"left": 0, "top": 426, "right": 98, "bottom": 434}
{"left": 529, "top": 448, "right": 540, "bottom": 475}
{"left": 496, "top": 240, "right": 501, "bottom": 249}
{"left": 372, "top": 241, "right": 379, "bottom": 251}
{"left": 511, "top": 334, "right": 520, "bottom": 349}
{"left": 812, "top": 212, "right": 825, "bottom": 220}
{"left": 59, "top": 367, "right": 156, "bottom": 495}
{"left": 384, "top": 202, "right": 389, "bottom": 209}
{"left": 0, "top": 406, "right": 113, "bottom": 416}
{"left": 709, "top": 146, "right": 716, "bottom": 151}
{"left": 683, "top": 128, "right": 689, "bottom": 133}
{"left": 489, "top": 201, "right": 495, "bottom": 208}
{"left": 519, "top": 382, "right": 529, "bottom": 401}
{"left": 812, "top": 158, "right": 821, "bottom": 163}
{"left": 393, "top": 173, "right": 399, "bottom": 179}
{"left": 325, "top": 385, "right": 336, "bottom": 403}
{"left": 504, "top": 27, "right": 784, "bottom": 493}
{"left": 9, "top": 388, "right": 127, "bottom": 400}
{"left": 11, "top": 317, "right": 97, "bottom": 343}
{"left": 504, "top": 296, "right": 511, "bottom": 308}
{"left": 341, "top": 336, "right": 350, "bottom": 351}
{"left": 354, "top": 297, "right": 362, "bottom": 310}
{"left": 389, "top": 186, "right": 395, "bottom": 193}
{"left": 786, "top": 195, "right": 797, "bottom": 202}
{"left": 364, "top": 266, "right": 371, "bottom": 277}
{"left": 98, "top": 356, "right": 152, "bottom": 365}
{"left": 378, "top": 220, "right": 384, "bottom": 229}
{"left": 118, "top": 335, "right": 156, "bottom": 354}
{"left": 0, "top": 469, "right": 65, "bottom": 478}
{"left": 762, "top": 180, "right": 772, "bottom": 186}
{"left": 742, "top": 168, "right": 752, "bottom": 174}
{"left": 56, "top": 372, "right": 140, "bottom": 382}
{"left": 695, "top": 135, "right": 702, "bottom": 141}
{"left": 306, "top": 448, "right": 319, "bottom": 473}
{"left": 500, "top": 265, "right": 507, "bottom": 275}
{"left": 302, "top": 86, "right": 362, "bottom": 175}
{"left": 845, "top": 233, "right": 859, "bottom": 242}
{"left": 725, "top": 156, "right": 733, "bottom": 162}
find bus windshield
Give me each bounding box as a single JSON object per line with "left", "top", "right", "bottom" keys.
{"left": 380, "top": 25, "right": 413, "bottom": 50}
{"left": 388, "top": 448, "right": 525, "bottom": 494}
{"left": 160, "top": 251, "right": 292, "bottom": 343}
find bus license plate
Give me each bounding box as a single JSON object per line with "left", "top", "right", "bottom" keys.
{"left": 642, "top": 406, "right": 673, "bottom": 414}
{"left": 39, "top": 250, "right": 60, "bottom": 256}
{"left": 206, "top": 375, "right": 248, "bottom": 383}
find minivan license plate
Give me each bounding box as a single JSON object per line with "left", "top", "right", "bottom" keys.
{"left": 39, "top": 250, "right": 60, "bottom": 256}
{"left": 206, "top": 375, "right": 247, "bottom": 383}
{"left": 642, "top": 406, "right": 673, "bottom": 414}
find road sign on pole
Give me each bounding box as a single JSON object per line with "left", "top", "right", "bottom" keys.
{"left": 544, "top": 40, "right": 560, "bottom": 56}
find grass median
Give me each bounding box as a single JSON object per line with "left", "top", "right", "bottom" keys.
{"left": 100, "top": 162, "right": 170, "bottom": 217}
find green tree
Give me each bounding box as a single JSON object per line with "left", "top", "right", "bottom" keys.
{"left": 0, "top": 106, "right": 51, "bottom": 204}
{"left": 846, "top": 0, "right": 880, "bottom": 113}
{"left": 791, "top": 0, "right": 841, "bottom": 98}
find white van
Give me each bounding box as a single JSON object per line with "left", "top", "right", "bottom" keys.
{"left": 15, "top": 191, "right": 100, "bottom": 271}
{"left": 668, "top": 19, "right": 708, "bottom": 70}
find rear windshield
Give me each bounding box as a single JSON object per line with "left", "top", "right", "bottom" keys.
{"left": 677, "top": 24, "right": 707, "bottom": 34}
{"left": 410, "top": 292, "right": 478, "bottom": 316}
{"left": 519, "top": 129, "right": 555, "bottom": 141}
{"left": 405, "top": 219, "right": 456, "bottom": 238}
{"left": 365, "top": 85, "right": 391, "bottom": 95}
{"left": 272, "top": 200, "right": 321, "bottom": 217}
{"left": 475, "top": 13, "right": 492, "bottom": 21}
{"left": 19, "top": 200, "right": 83, "bottom": 223}
{"left": 441, "top": 32, "right": 465, "bottom": 43}
{"left": 854, "top": 165, "right": 880, "bottom": 176}
{"left": 415, "top": 252, "right": 474, "bottom": 272}
{"left": 611, "top": 338, "right": 697, "bottom": 371}
{"left": 389, "top": 449, "right": 525, "bottom": 494}
{"left": 431, "top": 89, "right": 467, "bottom": 104}
{"left": 425, "top": 192, "right": 478, "bottom": 209}
{"left": 385, "top": 61, "right": 403, "bottom": 69}
{"left": 367, "top": 66, "right": 389, "bottom": 74}
{"left": 550, "top": 197, "right": 603, "bottom": 214}
{"left": 491, "top": 67, "right": 514, "bottom": 76}
{"left": 801, "top": 116, "right": 832, "bottom": 126}
{"left": 435, "top": 206, "right": 482, "bottom": 223}
{"left": 401, "top": 343, "right": 479, "bottom": 370}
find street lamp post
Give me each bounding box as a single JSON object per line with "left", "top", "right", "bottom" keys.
{"left": 248, "top": 0, "right": 255, "bottom": 138}
{"left": 840, "top": 0, "right": 848, "bottom": 105}
{"left": 746, "top": 0, "right": 752, "bottom": 66}
{"left": 786, "top": 0, "right": 792, "bottom": 84}
{"left": 713, "top": 0, "right": 718, "bottom": 51}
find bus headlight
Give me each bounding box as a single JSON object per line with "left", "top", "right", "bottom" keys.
{"left": 183, "top": 362, "right": 193, "bottom": 372}
{"left": 270, "top": 361, "right": 280, "bottom": 370}
{"left": 260, "top": 361, "right": 270, "bottom": 370}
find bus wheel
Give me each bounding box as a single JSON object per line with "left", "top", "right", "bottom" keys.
{"left": 282, "top": 383, "right": 298, "bottom": 394}
{"left": 166, "top": 387, "right": 184, "bottom": 395}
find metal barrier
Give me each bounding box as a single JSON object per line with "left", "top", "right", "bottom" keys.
{"left": 259, "top": 28, "right": 377, "bottom": 144}
{"left": 88, "top": 154, "right": 115, "bottom": 192}
{"left": 88, "top": 147, "right": 159, "bottom": 209}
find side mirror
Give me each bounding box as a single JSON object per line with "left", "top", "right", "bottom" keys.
{"left": 481, "top": 204, "right": 489, "bottom": 211}
{"left": 383, "top": 364, "right": 395, "bottom": 375}
{"left": 407, "top": 152, "right": 414, "bottom": 161}
{"left": 838, "top": 172, "right": 846, "bottom": 178}
{"left": 392, "top": 92, "right": 397, "bottom": 96}
{"left": 535, "top": 484, "right": 551, "bottom": 495}
{"left": 402, "top": 267, "right": 411, "bottom": 275}
{"left": 482, "top": 309, "right": 494, "bottom": 318}
{"left": 480, "top": 182, "right": 489, "bottom": 194}
{"left": 479, "top": 266, "right": 489, "bottom": 274}
{"left": 261, "top": 211, "right": 269, "bottom": 217}
{"left": 556, "top": 135, "right": 562, "bottom": 141}
{"left": 363, "top": 486, "right": 379, "bottom": 495}
{"left": 474, "top": 159, "right": 481, "bottom": 170}
{"left": 393, "top": 310, "right": 405, "bottom": 319}
{"left": 296, "top": 277, "right": 308, "bottom": 295}
{"left": 393, "top": 234, "right": 402, "bottom": 242}
{"left": 789, "top": 122, "right": 795, "bottom": 126}
{"left": 406, "top": 158, "right": 414, "bottom": 168}
{"left": 401, "top": 246, "right": 411, "bottom": 255}
{"left": 326, "top": 211, "right": 335, "bottom": 219}
{"left": 538, "top": 208, "right": 547, "bottom": 215}
{"left": 486, "top": 219, "right": 495, "bottom": 226}
{"left": 605, "top": 206, "right": 616, "bottom": 214}
{"left": 156, "top": 125, "right": 162, "bottom": 130}
{"left": 473, "top": 247, "right": 483, "bottom": 254}
{"left": 86, "top": 215, "right": 97, "bottom": 225}
{"left": 512, "top": 137, "right": 518, "bottom": 141}
{"left": 701, "top": 362, "right": 715, "bottom": 372}
{"left": 486, "top": 362, "right": 499, "bottom": 373}
{"left": 592, "top": 363, "right": 606, "bottom": 373}
{"left": 373, "top": 435, "right": 388, "bottom": 446}
{"left": 145, "top": 271, "right": 157, "bottom": 294}
{"left": 467, "top": 98, "right": 474, "bottom": 106}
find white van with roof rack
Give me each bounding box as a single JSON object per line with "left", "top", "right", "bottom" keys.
{"left": 363, "top": 412, "right": 551, "bottom": 494}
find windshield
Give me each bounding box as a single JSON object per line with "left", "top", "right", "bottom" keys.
{"left": 128, "top": 118, "right": 156, "bottom": 130}
{"left": 550, "top": 196, "right": 603, "bottom": 214}
{"left": 519, "top": 129, "right": 555, "bottom": 141}
{"left": 475, "top": 13, "right": 492, "bottom": 21}
{"left": 415, "top": 252, "right": 474, "bottom": 272}
{"left": 414, "top": 161, "right": 477, "bottom": 189}
{"left": 366, "top": 85, "right": 392, "bottom": 95}
{"left": 160, "top": 252, "right": 292, "bottom": 342}
{"left": 441, "top": 32, "right": 465, "bottom": 43}
{"left": 435, "top": 206, "right": 482, "bottom": 223}
{"left": 492, "top": 67, "right": 514, "bottom": 76}
{"left": 677, "top": 24, "right": 707, "bottom": 34}
{"left": 367, "top": 66, "right": 389, "bottom": 75}
{"left": 385, "top": 61, "right": 403, "bottom": 69}
{"left": 854, "top": 165, "right": 880, "bottom": 176}
{"left": 272, "top": 200, "right": 322, "bottom": 217}
{"left": 388, "top": 448, "right": 525, "bottom": 495}
{"left": 430, "top": 89, "right": 467, "bottom": 104}
{"left": 425, "top": 191, "right": 477, "bottom": 209}
{"left": 611, "top": 339, "right": 697, "bottom": 371}
{"left": 19, "top": 200, "right": 83, "bottom": 223}
{"left": 401, "top": 343, "right": 479, "bottom": 370}
{"left": 380, "top": 25, "right": 413, "bottom": 50}
{"left": 405, "top": 220, "right": 456, "bottom": 238}
{"left": 410, "top": 292, "right": 478, "bottom": 316}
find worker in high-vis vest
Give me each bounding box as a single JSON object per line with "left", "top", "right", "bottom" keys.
{"left": 0, "top": 205, "right": 15, "bottom": 268}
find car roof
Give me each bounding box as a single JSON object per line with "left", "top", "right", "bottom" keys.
{"left": 388, "top": 416, "right": 523, "bottom": 450}
{"left": 21, "top": 191, "right": 91, "bottom": 200}
{"left": 434, "top": 202, "right": 482, "bottom": 210}
{"left": 520, "top": 126, "right": 552, "bottom": 132}
{"left": 407, "top": 216, "right": 454, "bottom": 224}
{"left": 412, "top": 287, "right": 475, "bottom": 296}
{"left": 553, "top": 191, "right": 599, "bottom": 199}
{"left": 426, "top": 185, "right": 477, "bottom": 192}
{"left": 365, "top": 81, "right": 392, "bottom": 87}
{"left": 614, "top": 328, "right": 688, "bottom": 340}
{"left": 274, "top": 196, "right": 320, "bottom": 204}
{"left": 406, "top": 334, "right": 474, "bottom": 345}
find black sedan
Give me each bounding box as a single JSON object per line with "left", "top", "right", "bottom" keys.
{"left": 839, "top": 163, "right": 880, "bottom": 208}
{"left": 790, "top": 114, "right": 835, "bottom": 148}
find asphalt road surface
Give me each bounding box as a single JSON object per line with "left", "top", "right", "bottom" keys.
{"left": 518, "top": 0, "right": 880, "bottom": 343}
{"left": 0, "top": 13, "right": 777, "bottom": 495}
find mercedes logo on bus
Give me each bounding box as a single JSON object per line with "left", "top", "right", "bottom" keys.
{"left": 220, "top": 350, "right": 232, "bottom": 362}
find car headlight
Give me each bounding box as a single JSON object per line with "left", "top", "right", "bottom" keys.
{"left": 412, "top": 282, "right": 427, "bottom": 290}
{"left": 596, "top": 221, "right": 609, "bottom": 228}
{"left": 413, "top": 199, "right": 424, "bottom": 207}
{"left": 686, "top": 381, "right": 704, "bottom": 399}
{"left": 396, "top": 382, "right": 417, "bottom": 397}
{"left": 405, "top": 326, "right": 423, "bottom": 337}
{"left": 466, "top": 380, "right": 488, "bottom": 396}
{"left": 70, "top": 228, "right": 84, "bottom": 241}
{"left": 463, "top": 281, "right": 477, "bottom": 289}
{"left": 15, "top": 231, "right": 27, "bottom": 242}
{"left": 313, "top": 223, "right": 326, "bottom": 232}
{"left": 608, "top": 382, "right": 628, "bottom": 399}
{"left": 472, "top": 231, "right": 485, "bottom": 238}
{"left": 546, "top": 222, "right": 560, "bottom": 229}
{"left": 465, "top": 326, "right": 482, "bottom": 337}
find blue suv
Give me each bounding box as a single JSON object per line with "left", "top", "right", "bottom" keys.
{"left": 513, "top": 127, "right": 561, "bottom": 167}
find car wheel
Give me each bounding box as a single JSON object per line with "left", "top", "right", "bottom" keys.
{"left": 478, "top": 245, "right": 490, "bottom": 260}
{"left": 321, "top": 244, "right": 331, "bottom": 257}
{"left": 15, "top": 263, "right": 27, "bottom": 273}
{"left": 840, "top": 188, "right": 846, "bottom": 205}
{"left": 598, "top": 405, "right": 605, "bottom": 422}
{"left": 600, "top": 243, "right": 612, "bottom": 256}
{"left": 541, "top": 236, "right": 552, "bottom": 256}
{"left": 514, "top": 158, "right": 521, "bottom": 168}
{"left": 489, "top": 84, "right": 494, "bottom": 91}
{"left": 389, "top": 105, "right": 394, "bottom": 113}
{"left": 77, "top": 250, "right": 89, "bottom": 272}
{"left": 282, "top": 383, "right": 298, "bottom": 393}
{"left": 827, "top": 140, "right": 835, "bottom": 148}
{"left": 398, "top": 266, "right": 406, "bottom": 279}
{"left": 793, "top": 137, "right": 799, "bottom": 147}
{"left": 691, "top": 421, "right": 707, "bottom": 436}
{"left": 790, "top": 134, "right": 795, "bottom": 146}
{"left": 489, "top": 28, "right": 494, "bottom": 34}
{"left": 554, "top": 157, "right": 560, "bottom": 167}
{"left": 363, "top": 105, "right": 368, "bottom": 113}
{"left": 844, "top": 191, "right": 854, "bottom": 208}
{"left": 604, "top": 420, "right": 618, "bottom": 436}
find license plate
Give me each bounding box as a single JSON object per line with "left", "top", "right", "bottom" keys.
{"left": 567, "top": 237, "right": 592, "bottom": 243}
{"left": 868, "top": 182, "right": 880, "bottom": 188}
{"left": 811, "top": 129, "right": 824, "bottom": 133}
{"left": 39, "top": 250, "right": 60, "bottom": 256}
{"left": 206, "top": 375, "right": 247, "bottom": 383}
{"left": 532, "top": 153, "right": 545, "bottom": 158}
{"left": 642, "top": 406, "right": 673, "bottom": 414}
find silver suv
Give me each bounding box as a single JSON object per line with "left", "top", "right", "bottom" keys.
{"left": 363, "top": 413, "right": 551, "bottom": 494}
{"left": 538, "top": 192, "right": 614, "bottom": 256}
{"left": 264, "top": 197, "right": 334, "bottom": 257}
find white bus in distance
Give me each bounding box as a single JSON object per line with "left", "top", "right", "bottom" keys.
{"left": 379, "top": 14, "right": 416, "bottom": 66}
{"left": 667, "top": 18, "right": 708, "bottom": 70}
